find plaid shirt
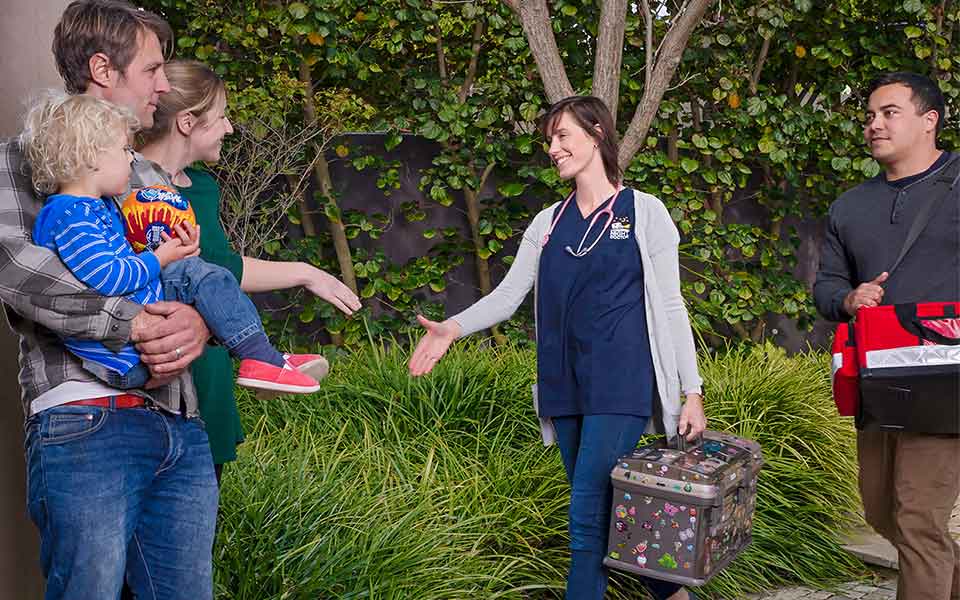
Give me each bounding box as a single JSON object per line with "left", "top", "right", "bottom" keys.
{"left": 0, "top": 139, "right": 198, "bottom": 418}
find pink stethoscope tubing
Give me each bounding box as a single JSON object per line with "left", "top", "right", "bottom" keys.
{"left": 540, "top": 185, "right": 623, "bottom": 257}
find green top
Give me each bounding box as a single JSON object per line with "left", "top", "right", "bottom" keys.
{"left": 178, "top": 167, "right": 245, "bottom": 464}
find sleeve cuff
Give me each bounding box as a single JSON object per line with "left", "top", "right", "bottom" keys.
{"left": 101, "top": 297, "right": 141, "bottom": 351}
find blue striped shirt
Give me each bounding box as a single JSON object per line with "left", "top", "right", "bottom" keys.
{"left": 33, "top": 194, "right": 162, "bottom": 374}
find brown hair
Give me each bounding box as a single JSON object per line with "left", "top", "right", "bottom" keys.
{"left": 538, "top": 96, "right": 622, "bottom": 186}
{"left": 138, "top": 60, "right": 226, "bottom": 145}
{"left": 53, "top": 0, "right": 173, "bottom": 95}
{"left": 20, "top": 91, "right": 138, "bottom": 194}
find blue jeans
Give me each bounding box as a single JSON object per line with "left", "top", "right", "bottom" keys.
{"left": 553, "top": 415, "right": 684, "bottom": 600}
{"left": 88, "top": 256, "right": 268, "bottom": 390}
{"left": 25, "top": 401, "right": 218, "bottom": 600}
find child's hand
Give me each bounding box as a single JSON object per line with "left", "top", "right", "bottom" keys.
{"left": 154, "top": 223, "right": 201, "bottom": 267}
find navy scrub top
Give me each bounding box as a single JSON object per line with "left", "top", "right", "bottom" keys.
{"left": 536, "top": 188, "right": 655, "bottom": 418}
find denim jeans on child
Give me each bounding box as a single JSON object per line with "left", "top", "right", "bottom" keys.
{"left": 25, "top": 400, "right": 218, "bottom": 600}
{"left": 87, "top": 256, "right": 273, "bottom": 389}
{"left": 553, "top": 414, "right": 684, "bottom": 600}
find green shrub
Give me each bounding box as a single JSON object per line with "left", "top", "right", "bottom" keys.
{"left": 217, "top": 342, "right": 864, "bottom": 599}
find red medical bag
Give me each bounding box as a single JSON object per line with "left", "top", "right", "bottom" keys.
{"left": 840, "top": 302, "right": 960, "bottom": 433}
{"left": 830, "top": 321, "right": 859, "bottom": 417}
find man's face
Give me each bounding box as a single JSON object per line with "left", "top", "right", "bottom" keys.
{"left": 103, "top": 30, "right": 170, "bottom": 128}
{"left": 863, "top": 83, "right": 938, "bottom": 166}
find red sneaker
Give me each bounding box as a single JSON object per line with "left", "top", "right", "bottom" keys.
{"left": 236, "top": 358, "right": 320, "bottom": 394}
{"left": 253, "top": 354, "right": 330, "bottom": 400}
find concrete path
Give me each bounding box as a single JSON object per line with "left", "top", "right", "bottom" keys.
{"left": 746, "top": 578, "right": 896, "bottom": 600}
{"left": 740, "top": 499, "right": 960, "bottom": 600}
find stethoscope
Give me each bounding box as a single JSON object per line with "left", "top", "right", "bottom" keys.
{"left": 541, "top": 184, "right": 624, "bottom": 257}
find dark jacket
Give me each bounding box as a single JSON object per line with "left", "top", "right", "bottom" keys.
{"left": 814, "top": 154, "right": 960, "bottom": 322}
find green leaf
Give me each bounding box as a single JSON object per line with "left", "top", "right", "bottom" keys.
{"left": 861, "top": 159, "right": 881, "bottom": 178}
{"left": 692, "top": 134, "right": 709, "bottom": 149}
{"left": 757, "top": 139, "right": 777, "bottom": 154}
{"left": 422, "top": 229, "right": 437, "bottom": 239}
{"left": 719, "top": 77, "right": 734, "bottom": 91}
{"left": 903, "top": 0, "right": 923, "bottom": 13}
{"left": 288, "top": 2, "right": 308, "bottom": 19}
{"left": 561, "top": 4, "right": 577, "bottom": 15}
{"left": 681, "top": 158, "right": 699, "bottom": 173}
{"left": 717, "top": 33, "right": 732, "bottom": 46}
{"left": 497, "top": 182, "right": 526, "bottom": 197}
{"left": 694, "top": 281, "right": 707, "bottom": 294}
{"left": 429, "top": 279, "right": 446, "bottom": 292}
{"left": 177, "top": 36, "right": 196, "bottom": 48}
{"left": 831, "top": 156, "right": 851, "bottom": 172}
{"left": 904, "top": 25, "right": 923, "bottom": 39}
{"left": 385, "top": 132, "right": 403, "bottom": 151}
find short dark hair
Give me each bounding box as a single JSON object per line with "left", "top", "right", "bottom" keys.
{"left": 53, "top": 0, "right": 173, "bottom": 95}
{"left": 867, "top": 71, "right": 946, "bottom": 135}
{"left": 538, "top": 96, "right": 622, "bottom": 186}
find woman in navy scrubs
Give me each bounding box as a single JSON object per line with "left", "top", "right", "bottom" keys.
{"left": 409, "top": 96, "right": 706, "bottom": 600}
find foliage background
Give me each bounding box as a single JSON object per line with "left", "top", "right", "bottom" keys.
{"left": 128, "top": 1, "right": 958, "bottom": 595}
{"left": 142, "top": 0, "right": 960, "bottom": 350}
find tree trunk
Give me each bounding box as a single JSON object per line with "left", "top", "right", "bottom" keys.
{"left": 592, "top": 0, "right": 628, "bottom": 120}
{"left": 286, "top": 174, "right": 316, "bottom": 238}
{"left": 299, "top": 61, "right": 355, "bottom": 294}
{"left": 513, "top": 0, "right": 575, "bottom": 102}
{"left": 618, "top": 0, "right": 715, "bottom": 169}
{"left": 463, "top": 163, "right": 507, "bottom": 345}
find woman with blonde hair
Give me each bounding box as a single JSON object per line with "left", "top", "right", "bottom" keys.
{"left": 137, "top": 60, "right": 361, "bottom": 481}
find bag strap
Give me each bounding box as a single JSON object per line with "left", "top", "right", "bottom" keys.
{"left": 888, "top": 155, "right": 960, "bottom": 275}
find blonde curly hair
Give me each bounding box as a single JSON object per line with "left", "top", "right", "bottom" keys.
{"left": 20, "top": 91, "right": 139, "bottom": 195}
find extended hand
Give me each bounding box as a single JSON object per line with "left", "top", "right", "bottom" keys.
{"left": 677, "top": 393, "right": 707, "bottom": 441}
{"left": 408, "top": 315, "right": 461, "bottom": 376}
{"left": 843, "top": 272, "right": 888, "bottom": 316}
{"left": 131, "top": 301, "right": 211, "bottom": 383}
{"left": 303, "top": 267, "right": 362, "bottom": 316}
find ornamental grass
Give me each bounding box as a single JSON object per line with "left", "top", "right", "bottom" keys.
{"left": 216, "top": 342, "right": 865, "bottom": 599}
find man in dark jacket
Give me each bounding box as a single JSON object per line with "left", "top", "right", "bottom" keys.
{"left": 814, "top": 72, "right": 960, "bottom": 600}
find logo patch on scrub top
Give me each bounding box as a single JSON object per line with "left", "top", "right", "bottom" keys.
{"left": 610, "top": 216, "right": 631, "bottom": 240}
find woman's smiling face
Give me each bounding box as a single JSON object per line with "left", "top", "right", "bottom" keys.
{"left": 546, "top": 111, "right": 599, "bottom": 181}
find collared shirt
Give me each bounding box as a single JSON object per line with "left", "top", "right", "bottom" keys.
{"left": 0, "top": 139, "right": 198, "bottom": 418}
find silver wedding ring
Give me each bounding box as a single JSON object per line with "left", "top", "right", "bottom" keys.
{"left": 175, "top": 347, "right": 182, "bottom": 359}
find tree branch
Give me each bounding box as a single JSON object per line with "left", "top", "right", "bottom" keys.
{"left": 618, "top": 0, "right": 715, "bottom": 169}
{"left": 749, "top": 34, "right": 772, "bottom": 95}
{"left": 592, "top": 0, "right": 628, "bottom": 120}
{"left": 459, "top": 18, "right": 485, "bottom": 103}
{"left": 640, "top": 0, "right": 655, "bottom": 89}
{"left": 511, "top": 0, "right": 575, "bottom": 103}
{"left": 437, "top": 26, "right": 448, "bottom": 87}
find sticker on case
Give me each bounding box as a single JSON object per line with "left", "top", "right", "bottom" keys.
{"left": 637, "top": 555, "right": 647, "bottom": 566}
{"left": 615, "top": 505, "right": 627, "bottom": 519}
{"left": 664, "top": 503, "right": 680, "bottom": 516}
{"left": 658, "top": 554, "right": 679, "bottom": 569}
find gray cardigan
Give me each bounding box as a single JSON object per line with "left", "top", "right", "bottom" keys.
{"left": 451, "top": 189, "right": 703, "bottom": 445}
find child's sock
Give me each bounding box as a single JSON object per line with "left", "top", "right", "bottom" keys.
{"left": 231, "top": 333, "right": 286, "bottom": 367}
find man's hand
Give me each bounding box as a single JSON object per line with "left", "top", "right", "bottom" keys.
{"left": 843, "top": 271, "right": 888, "bottom": 316}
{"left": 131, "top": 301, "right": 210, "bottom": 381}
{"left": 154, "top": 223, "right": 201, "bottom": 268}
